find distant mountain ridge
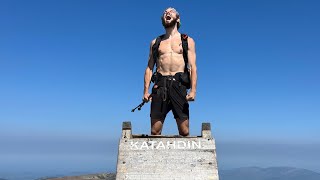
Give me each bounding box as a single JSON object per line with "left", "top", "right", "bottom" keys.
{"left": 1, "top": 167, "right": 319, "bottom": 180}
{"left": 220, "top": 167, "right": 320, "bottom": 180}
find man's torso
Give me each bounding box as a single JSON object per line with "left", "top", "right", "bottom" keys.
{"left": 156, "top": 34, "right": 185, "bottom": 76}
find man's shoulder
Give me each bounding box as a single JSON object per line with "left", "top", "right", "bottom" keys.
{"left": 150, "top": 38, "right": 157, "bottom": 47}
{"left": 179, "top": 33, "right": 195, "bottom": 45}
{"left": 186, "top": 35, "right": 195, "bottom": 45}
{"left": 150, "top": 34, "right": 165, "bottom": 46}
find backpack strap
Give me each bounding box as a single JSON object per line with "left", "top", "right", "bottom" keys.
{"left": 152, "top": 34, "right": 165, "bottom": 69}
{"left": 181, "top": 34, "right": 189, "bottom": 72}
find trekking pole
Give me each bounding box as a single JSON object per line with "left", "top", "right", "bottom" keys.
{"left": 131, "top": 95, "right": 152, "bottom": 112}
{"left": 131, "top": 101, "right": 146, "bottom": 112}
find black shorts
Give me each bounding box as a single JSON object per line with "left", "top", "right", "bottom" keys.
{"left": 150, "top": 76, "right": 189, "bottom": 120}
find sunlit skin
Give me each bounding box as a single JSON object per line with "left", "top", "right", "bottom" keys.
{"left": 143, "top": 8, "right": 197, "bottom": 136}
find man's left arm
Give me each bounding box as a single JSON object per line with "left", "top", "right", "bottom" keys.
{"left": 186, "top": 37, "right": 197, "bottom": 101}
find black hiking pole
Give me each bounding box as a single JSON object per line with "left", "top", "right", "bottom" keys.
{"left": 131, "top": 95, "right": 152, "bottom": 112}
{"left": 131, "top": 101, "right": 146, "bottom": 112}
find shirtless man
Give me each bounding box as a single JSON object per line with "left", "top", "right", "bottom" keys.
{"left": 143, "top": 7, "right": 197, "bottom": 136}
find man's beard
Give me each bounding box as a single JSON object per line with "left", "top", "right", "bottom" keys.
{"left": 162, "top": 18, "right": 178, "bottom": 29}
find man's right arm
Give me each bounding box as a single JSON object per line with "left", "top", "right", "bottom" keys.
{"left": 143, "top": 39, "right": 156, "bottom": 101}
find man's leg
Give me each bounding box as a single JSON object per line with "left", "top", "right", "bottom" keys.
{"left": 175, "top": 118, "right": 189, "bottom": 136}
{"left": 151, "top": 118, "right": 165, "bottom": 135}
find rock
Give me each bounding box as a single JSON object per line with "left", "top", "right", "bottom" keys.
{"left": 46, "top": 173, "right": 116, "bottom": 180}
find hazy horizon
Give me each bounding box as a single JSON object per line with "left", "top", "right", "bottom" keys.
{"left": 1, "top": 133, "right": 319, "bottom": 174}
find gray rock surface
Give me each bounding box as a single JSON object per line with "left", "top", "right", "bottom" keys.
{"left": 40, "top": 167, "right": 320, "bottom": 180}
{"left": 46, "top": 173, "right": 115, "bottom": 180}
{"left": 219, "top": 167, "right": 320, "bottom": 180}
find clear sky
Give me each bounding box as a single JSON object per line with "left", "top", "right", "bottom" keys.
{"left": 1, "top": 0, "right": 320, "bottom": 178}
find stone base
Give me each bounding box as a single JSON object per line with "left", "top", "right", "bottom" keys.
{"left": 116, "top": 122, "right": 219, "bottom": 180}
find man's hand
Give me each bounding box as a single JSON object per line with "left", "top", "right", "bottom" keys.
{"left": 186, "top": 91, "right": 196, "bottom": 101}
{"left": 143, "top": 93, "right": 152, "bottom": 102}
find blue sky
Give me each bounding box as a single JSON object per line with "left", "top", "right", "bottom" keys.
{"left": 1, "top": 0, "right": 320, "bottom": 178}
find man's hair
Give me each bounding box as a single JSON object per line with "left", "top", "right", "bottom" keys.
{"left": 162, "top": 7, "right": 181, "bottom": 29}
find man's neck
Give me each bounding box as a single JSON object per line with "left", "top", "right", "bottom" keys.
{"left": 164, "top": 26, "right": 179, "bottom": 38}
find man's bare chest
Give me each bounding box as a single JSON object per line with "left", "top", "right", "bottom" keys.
{"left": 158, "top": 39, "right": 183, "bottom": 55}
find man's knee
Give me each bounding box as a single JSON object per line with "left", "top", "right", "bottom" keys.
{"left": 177, "top": 119, "right": 189, "bottom": 136}
{"left": 151, "top": 125, "right": 163, "bottom": 135}
{"left": 151, "top": 119, "right": 163, "bottom": 135}
{"left": 151, "top": 129, "right": 162, "bottom": 135}
{"left": 179, "top": 128, "right": 189, "bottom": 136}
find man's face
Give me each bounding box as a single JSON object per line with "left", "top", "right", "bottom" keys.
{"left": 161, "top": 8, "right": 179, "bottom": 29}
